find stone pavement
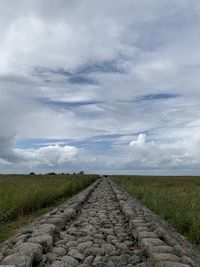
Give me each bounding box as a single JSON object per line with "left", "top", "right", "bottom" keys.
{"left": 0, "top": 177, "right": 200, "bottom": 267}
{"left": 49, "top": 178, "right": 147, "bottom": 266}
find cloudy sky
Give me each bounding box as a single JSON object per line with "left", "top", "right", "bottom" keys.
{"left": 1, "top": 0, "right": 200, "bottom": 174}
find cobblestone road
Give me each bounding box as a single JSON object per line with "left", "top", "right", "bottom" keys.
{"left": 48, "top": 178, "right": 147, "bottom": 266}
{"left": 1, "top": 177, "right": 200, "bottom": 267}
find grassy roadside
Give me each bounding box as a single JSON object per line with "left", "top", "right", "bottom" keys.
{"left": 112, "top": 175, "right": 200, "bottom": 251}
{"left": 0, "top": 197, "right": 68, "bottom": 242}
{"left": 0, "top": 174, "right": 98, "bottom": 242}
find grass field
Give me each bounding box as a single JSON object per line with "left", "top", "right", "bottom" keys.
{"left": 112, "top": 175, "right": 200, "bottom": 250}
{"left": 0, "top": 174, "right": 98, "bottom": 242}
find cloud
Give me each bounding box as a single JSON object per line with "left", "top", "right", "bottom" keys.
{"left": 136, "top": 93, "right": 180, "bottom": 102}
{"left": 129, "top": 134, "right": 146, "bottom": 146}
{"left": 127, "top": 133, "right": 200, "bottom": 170}
{"left": 0, "top": 159, "right": 11, "bottom": 167}
{"left": 0, "top": 1, "right": 200, "bottom": 174}
{"left": 15, "top": 145, "right": 78, "bottom": 168}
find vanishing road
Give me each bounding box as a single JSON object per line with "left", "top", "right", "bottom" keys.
{"left": 0, "top": 178, "right": 200, "bottom": 267}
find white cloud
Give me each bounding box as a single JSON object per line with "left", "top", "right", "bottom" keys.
{"left": 15, "top": 145, "right": 78, "bottom": 168}
{"left": 0, "top": 159, "right": 11, "bottom": 166}
{"left": 129, "top": 134, "right": 146, "bottom": 146}
{"left": 127, "top": 133, "right": 200, "bottom": 170}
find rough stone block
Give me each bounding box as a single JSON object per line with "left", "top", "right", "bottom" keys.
{"left": 12, "top": 242, "right": 42, "bottom": 262}
{"left": 77, "top": 241, "right": 93, "bottom": 253}
{"left": 138, "top": 231, "right": 157, "bottom": 244}
{"left": 61, "top": 255, "right": 79, "bottom": 266}
{"left": 32, "top": 223, "right": 56, "bottom": 237}
{"left": 151, "top": 252, "right": 180, "bottom": 265}
{"left": 43, "top": 217, "right": 65, "bottom": 231}
{"left": 141, "top": 238, "right": 165, "bottom": 252}
{"left": 154, "top": 261, "right": 190, "bottom": 267}
{"left": 148, "top": 245, "right": 174, "bottom": 255}
{"left": 68, "top": 248, "right": 85, "bottom": 261}
{"left": 181, "top": 256, "right": 196, "bottom": 266}
{"left": 50, "top": 260, "right": 65, "bottom": 267}
{"left": 28, "top": 235, "right": 52, "bottom": 253}
{"left": 2, "top": 253, "right": 32, "bottom": 267}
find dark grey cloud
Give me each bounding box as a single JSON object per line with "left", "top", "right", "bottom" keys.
{"left": 136, "top": 93, "right": 180, "bottom": 102}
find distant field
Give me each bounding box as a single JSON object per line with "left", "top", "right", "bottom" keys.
{"left": 0, "top": 174, "right": 97, "bottom": 242}
{"left": 112, "top": 175, "right": 200, "bottom": 249}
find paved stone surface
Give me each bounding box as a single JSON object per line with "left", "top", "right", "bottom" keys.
{"left": 48, "top": 178, "right": 146, "bottom": 267}
{"left": 0, "top": 177, "right": 200, "bottom": 267}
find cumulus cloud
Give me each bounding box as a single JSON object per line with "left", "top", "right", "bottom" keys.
{"left": 129, "top": 134, "right": 146, "bottom": 146}
{"left": 126, "top": 133, "right": 200, "bottom": 170}
{"left": 15, "top": 145, "right": 78, "bottom": 168}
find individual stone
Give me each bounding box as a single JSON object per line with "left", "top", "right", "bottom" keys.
{"left": 61, "top": 255, "right": 79, "bottom": 266}
{"left": 101, "top": 228, "right": 114, "bottom": 235}
{"left": 137, "top": 231, "right": 157, "bottom": 244}
{"left": 93, "top": 234, "right": 105, "bottom": 240}
{"left": 141, "top": 238, "right": 165, "bottom": 250}
{"left": 101, "top": 243, "right": 115, "bottom": 253}
{"left": 32, "top": 224, "right": 56, "bottom": 236}
{"left": 14, "top": 234, "right": 29, "bottom": 243}
{"left": 84, "top": 247, "right": 105, "bottom": 257}
{"left": 28, "top": 235, "right": 53, "bottom": 253}
{"left": 181, "top": 256, "right": 196, "bottom": 266}
{"left": 50, "top": 260, "right": 65, "bottom": 267}
{"left": 130, "top": 255, "right": 140, "bottom": 264}
{"left": 20, "top": 228, "right": 33, "bottom": 235}
{"left": 52, "top": 247, "right": 67, "bottom": 256}
{"left": 135, "top": 263, "right": 148, "bottom": 267}
{"left": 107, "top": 260, "right": 115, "bottom": 267}
{"left": 82, "top": 224, "right": 96, "bottom": 234}
{"left": 174, "top": 245, "right": 189, "bottom": 257}
{"left": 44, "top": 217, "right": 65, "bottom": 231}
{"left": 151, "top": 252, "right": 180, "bottom": 265}
{"left": 115, "top": 242, "right": 128, "bottom": 251}
{"left": 66, "top": 227, "right": 78, "bottom": 235}
{"left": 148, "top": 245, "right": 174, "bottom": 255}
{"left": 12, "top": 242, "right": 43, "bottom": 262}
{"left": 77, "top": 241, "right": 93, "bottom": 253}
{"left": 77, "top": 236, "right": 93, "bottom": 243}
{"left": 62, "top": 208, "right": 76, "bottom": 222}
{"left": 2, "top": 253, "right": 32, "bottom": 267}
{"left": 59, "top": 233, "right": 76, "bottom": 242}
{"left": 83, "top": 255, "right": 94, "bottom": 265}
{"left": 155, "top": 262, "right": 190, "bottom": 267}
{"left": 92, "top": 255, "right": 106, "bottom": 267}
{"left": 65, "top": 241, "right": 78, "bottom": 250}
{"left": 46, "top": 252, "right": 58, "bottom": 263}
{"left": 68, "top": 249, "right": 85, "bottom": 261}
{"left": 106, "top": 235, "right": 116, "bottom": 242}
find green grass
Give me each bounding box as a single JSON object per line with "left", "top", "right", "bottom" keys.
{"left": 0, "top": 174, "right": 98, "bottom": 242}
{"left": 112, "top": 175, "right": 200, "bottom": 250}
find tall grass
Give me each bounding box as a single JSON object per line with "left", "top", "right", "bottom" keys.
{"left": 112, "top": 176, "right": 200, "bottom": 249}
{"left": 0, "top": 174, "right": 97, "bottom": 223}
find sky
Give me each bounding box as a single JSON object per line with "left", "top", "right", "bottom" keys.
{"left": 1, "top": 0, "right": 200, "bottom": 174}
